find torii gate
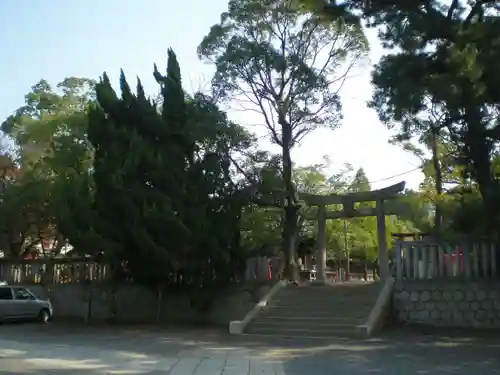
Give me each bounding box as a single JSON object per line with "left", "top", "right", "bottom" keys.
{"left": 299, "top": 181, "right": 406, "bottom": 282}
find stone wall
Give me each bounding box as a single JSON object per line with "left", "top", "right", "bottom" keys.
{"left": 27, "top": 282, "right": 273, "bottom": 326}
{"left": 393, "top": 280, "right": 500, "bottom": 328}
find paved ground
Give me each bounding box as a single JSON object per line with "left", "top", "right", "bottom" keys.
{"left": 1, "top": 323, "right": 500, "bottom": 374}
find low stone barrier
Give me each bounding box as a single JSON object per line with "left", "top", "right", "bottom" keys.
{"left": 393, "top": 280, "right": 500, "bottom": 328}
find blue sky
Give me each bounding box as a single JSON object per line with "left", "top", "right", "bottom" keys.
{"left": 0, "top": 0, "right": 423, "bottom": 189}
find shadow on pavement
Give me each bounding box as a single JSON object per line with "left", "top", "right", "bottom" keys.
{"left": 2, "top": 322, "right": 500, "bottom": 374}
{"left": 279, "top": 327, "right": 500, "bottom": 375}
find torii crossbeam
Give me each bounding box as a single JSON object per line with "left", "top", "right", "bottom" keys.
{"left": 299, "top": 181, "right": 406, "bottom": 282}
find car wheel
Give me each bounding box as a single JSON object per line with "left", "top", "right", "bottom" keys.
{"left": 38, "top": 309, "right": 50, "bottom": 323}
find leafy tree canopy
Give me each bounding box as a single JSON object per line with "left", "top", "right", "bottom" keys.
{"left": 198, "top": 0, "right": 369, "bottom": 280}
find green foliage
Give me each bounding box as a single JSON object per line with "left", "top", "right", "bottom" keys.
{"left": 240, "top": 162, "right": 418, "bottom": 262}
{"left": 308, "top": 0, "right": 500, "bottom": 235}
{"left": 198, "top": 0, "right": 367, "bottom": 144}
{"left": 198, "top": 0, "right": 368, "bottom": 279}
{"left": 395, "top": 190, "right": 432, "bottom": 232}
{"left": 86, "top": 50, "right": 248, "bottom": 289}
{"left": 2, "top": 78, "right": 95, "bottom": 169}
{"left": 0, "top": 78, "right": 96, "bottom": 257}
{"left": 3, "top": 2, "right": 474, "bottom": 281}
{"left": 0, "top": 167, "right": 48, "bottom": 257}
{"left": 373, "top": 2, "right": 499, "bottom": 224}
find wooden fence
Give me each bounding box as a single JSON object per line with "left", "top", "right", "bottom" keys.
{"left": 0, "top": 259, "right": 109, "bottom": 285}
{"left": 394, "top": 240, "right": 499, "bottom": 280}
{"left": 0, "top": 255, "right": 281, "bottom": 285}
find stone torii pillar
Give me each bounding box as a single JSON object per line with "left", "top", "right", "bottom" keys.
{"left": 316, "top": 205, "right": 327, "bottom": 283}
{"left": 300, "top": 181, "right": 406, "bottom": 284}
{"left": 376, "top": 199, "right": 389, "bottom": 281}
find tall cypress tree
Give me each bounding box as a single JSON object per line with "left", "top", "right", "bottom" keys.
{"left": 88, "top": 60, "right": 186, "bottom": 286}
{"left": 86, "top": 50, "right": 245, "bottom": 290}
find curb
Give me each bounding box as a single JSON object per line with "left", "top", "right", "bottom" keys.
{"left": 229, "top": 280, "right": 287, "bottom": 335}
{"left": 357, "top": 277, "right": 394, "bottom": 337}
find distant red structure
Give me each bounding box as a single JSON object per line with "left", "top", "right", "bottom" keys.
{"left": 442, "top": 248, "right": 464, "bottom": 271}
{"left": 23, "top": 249, "right": 40, "bottom": 260}
{"left": 392, "top": 232, "right": 465, "bottom": 273}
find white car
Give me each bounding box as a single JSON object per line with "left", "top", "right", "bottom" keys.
{"left": 0, "top": 285, "right": 53, "bottom": 323}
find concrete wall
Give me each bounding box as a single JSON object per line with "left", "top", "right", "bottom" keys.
{"left": 28, "top": 282, "right": 273, "bottom": 326}
{"left": 393, "top": 280, "right": 500, "bottom": 328}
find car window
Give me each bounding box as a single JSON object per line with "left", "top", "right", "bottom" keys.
{"left": 0, "top": 288, "right": 12, "bottom": 300}
{"left": 13, "top": 288, "right": 34, "bottom": 300}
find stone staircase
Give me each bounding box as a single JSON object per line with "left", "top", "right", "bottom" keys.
{"left": 245, "top": 282, "right": 381, "bottom": 337}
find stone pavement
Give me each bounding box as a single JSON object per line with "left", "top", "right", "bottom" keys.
{"left": 1, "top": 323, "right": 500, "bottom": 374}
{"left": 0, "top": 324, "right": 286, "bottom": 375}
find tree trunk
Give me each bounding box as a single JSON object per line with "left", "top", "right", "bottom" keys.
{"left": 430, "top": 128, "right": 443, "bottom": 235}
{"left": 282, "top": 205, "right": 299, "bottom": 281}
{"left": 464, "top": 105, "right": 497, "bottom": 227}
{"left": 281, "top": 122, "right": 299, "bottom": 281}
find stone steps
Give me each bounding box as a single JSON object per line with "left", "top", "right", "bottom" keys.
{"left": 249, "top": 318, "right": 366, "bottom": 334}
{"left": 246, "top": 325, "right": 359, "bottom": 338}
{"left": 245, "top": 282, "right": 381, "bottom": 337}
{"left": 264, "top": 304, "right": 375, "bottom": 315}
{"left": 256, "top": 315, "right": 366, "bottom": 322}
{"left": 258, "top": 309, "right": 369, "bottom": 319}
